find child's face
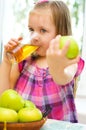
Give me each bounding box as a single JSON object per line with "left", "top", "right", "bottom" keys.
{"left": 28, "top": 8, "right": 56, "bottom": 56}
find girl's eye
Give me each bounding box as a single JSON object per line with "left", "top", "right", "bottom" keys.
{"left": 41, "top": 29, "right": 46, "bottom": 33}
{"left": 28, "top": 28, "right": 34, "bottom": 32}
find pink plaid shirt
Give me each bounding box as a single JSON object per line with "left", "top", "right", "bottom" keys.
{"left": 15, "top": 57, "right": 84, "bottom": 123}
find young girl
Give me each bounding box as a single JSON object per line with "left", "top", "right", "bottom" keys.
{"left": 0, "top": 0, "right": 84, "bottom": 123}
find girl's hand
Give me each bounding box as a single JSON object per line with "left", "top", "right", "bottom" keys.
{"left": 46, "top": 35, "right": 80, "bottom": 84}
{"left": 3, "top": 37, "right": 23, "bottom": 64}
{"left": 47, "top": 35, "right": 79, "bottom": 68}
{"left": 4, "top": 37, "right": 22, "bottom": 52}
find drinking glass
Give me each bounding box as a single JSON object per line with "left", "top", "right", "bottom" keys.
{"left": 6, "top": 35, "right": 38, "bottom": 63}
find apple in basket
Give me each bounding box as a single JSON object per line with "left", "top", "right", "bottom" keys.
{"left": 0, "top": 107, "right": 18, "bottom": 122}
{"left": 24, "top": 100, "right": 36, "bottom": 109}
{"left": 60, "top": 36, "right": 79, "bottom": 59}
{"left": 19, "top": 99, "right": 43, "bottom": 122}
{"left": 18, "top": 107, "right": 43, "bottom": 122}
{"left": 0, "top": 89, "right": 24, "bottom": 111}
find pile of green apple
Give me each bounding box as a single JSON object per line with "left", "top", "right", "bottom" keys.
{"left": 0, "top": 89, "right": 42, "bottom": 123}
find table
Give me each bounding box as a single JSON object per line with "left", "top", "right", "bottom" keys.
{"left": 41, "top": 119, "right": 86, "bottom": 130}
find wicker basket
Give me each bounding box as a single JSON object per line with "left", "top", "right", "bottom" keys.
{"left": 0, "top": 117, "right": 47, "bottom": 130}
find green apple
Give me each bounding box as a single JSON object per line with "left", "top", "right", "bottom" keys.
{"left": 60, "top": 36, "right": 79, "bottom": 59}
{"left": 0, "top": 89, "right": 24, "bottom": 111}
{"left": 0, "top": 107, "right": 18, "bottom": 122}
{"left": 18, "top": 107, "right": 43, "bottom": 122}
{"left": 24, "top": 100, "right": 36, "bottom": 108}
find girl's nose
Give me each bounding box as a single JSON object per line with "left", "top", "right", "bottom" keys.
{"left": 30, "top": 32, "right": 40, "bottom": 45}
{"left": 31, "top": 32, "right": 39, "bottom": 41}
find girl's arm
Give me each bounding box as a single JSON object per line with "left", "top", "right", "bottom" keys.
{"left": 51, "top": 63, "right": 78, "bottom": 85}
{"left": 0, "top": 59, "right": 12, "bottom": 93}
{"left": 0, "top": 38, "right": 21, "bottom": 94}
{"left": 0, "top": 55, "right": 20, "bottom": 94}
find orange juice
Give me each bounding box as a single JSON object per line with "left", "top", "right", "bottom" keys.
{"left": 6, "top": 44, "right": 38, "bottom": 63}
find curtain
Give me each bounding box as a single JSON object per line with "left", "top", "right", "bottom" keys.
{"left": 0, "top": 0, "right": 5, "bottom": 62}
{"left": 78, "top": 0, "right": 86, "bottom": 96}
{"left": 0, "top": 0, "right": 14, "bottom": 62}
{"left": 82, "top": 0, "right": 86, "bottom": 59}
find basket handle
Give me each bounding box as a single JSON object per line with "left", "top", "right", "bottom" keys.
{"left": 42, "top": 106, "right": 52, "bottom": 117}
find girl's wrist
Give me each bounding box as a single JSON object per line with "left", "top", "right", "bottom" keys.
{"left": 2, "top": 56, "right": 12, "bottom": 67}
{"left": 2, "top": 51, "right": 13, "bottom": 66}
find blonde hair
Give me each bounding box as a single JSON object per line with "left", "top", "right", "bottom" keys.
{"left": 33, "top": 0, "right": 72, "bottom": 35}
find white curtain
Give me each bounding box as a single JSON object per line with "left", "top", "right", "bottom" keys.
{"left": 77, "top": 0, "right": 86, "bottom": 96}
{"left": 0, "top": 0, "right": 15, "bottom": 62}
{"left": 0, "top": 0, "right": 5, "bottom": 62}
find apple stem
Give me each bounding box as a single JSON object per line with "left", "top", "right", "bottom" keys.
{"left": 3, "top": 121, "right": 7, "bottom": 130}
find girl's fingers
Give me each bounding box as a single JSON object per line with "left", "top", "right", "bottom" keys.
{"left": 17, "top": 36, "right": 23, "bottom": 41}
{"left": 8, "top": 37, "right": 23, "bottom": 45}
{"left": 5, "top": 38, "right": 19, "bottom": 51}
{"left": 62, "top": 40, "right": 70, "bottom": 56}
{"left": 47, "top": 35, "right": 61, "bottom": 55}
{"left": 47, "top": 38, "right": 56, "bottom": 55}
{"left": 54, "top": 35, "right": 61, "bottom": 51}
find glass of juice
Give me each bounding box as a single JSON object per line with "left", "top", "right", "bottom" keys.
{"left": 6, "top": 36, "right": 38, "bottom": 63}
